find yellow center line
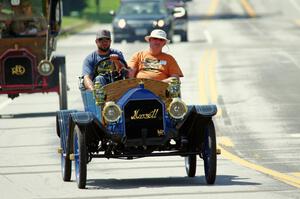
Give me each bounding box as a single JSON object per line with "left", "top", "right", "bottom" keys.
{"left": 219, "top": 145, "right": 300, "bottom": 189}
{"left": 199, "top": 48, "right": 222, "bottom": 116}
{"left": 291, "top": 172, "right": 300, "bottom": 177}
{"left": 208, "top": 49, "right": 218, "bottom": 103}
{"left": 294, "top": 19, "right": 300, "bottom": 26}
{"left": 199, "top": 50, "right": 210, "bottom": 104}
{"left": 218, "top": 136, "right": 235, "bottom": 147}
{"left": 202, "top": 0, "right": 300, "bottom": 189}
{"left": 207, "top": 0, "right": 219, "bottom": 17}
{"left": 202, "top": 0, "right": 219, "bottom": 27}
{"left": 240, "top": 0, "right": 256, "bottom": 18}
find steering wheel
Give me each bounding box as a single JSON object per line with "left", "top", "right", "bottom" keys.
{"left": 93, "top": 56, "right": 128, "bottom": 82}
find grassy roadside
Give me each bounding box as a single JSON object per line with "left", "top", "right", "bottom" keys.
{"left": 60, "top": 16, "right": 92, "bottom": 37}
{"left": 61, "top": 0, "right": 120, "bottom": 35}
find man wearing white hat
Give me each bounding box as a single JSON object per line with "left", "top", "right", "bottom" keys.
{"left": 128, "top": 29, "right": 183, "bottom": 83}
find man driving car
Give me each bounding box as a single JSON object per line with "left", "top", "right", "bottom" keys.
{"left": 82, "top": 29, "right": 126, "bottom": 90}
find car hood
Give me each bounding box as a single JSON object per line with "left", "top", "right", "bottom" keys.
{"left": 114, "top": 14, "right": 169, "bottom": 21}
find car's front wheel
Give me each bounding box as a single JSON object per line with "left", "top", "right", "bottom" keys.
{"left": 185, "top": 154, "right": 197, "bottom": 177}
{"left": 202, "top": 120, "right": 217, "bottom": 184}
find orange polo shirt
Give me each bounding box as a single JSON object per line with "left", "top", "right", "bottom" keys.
{"left": 128, "top": 51, "right": 183, "bottom": 81}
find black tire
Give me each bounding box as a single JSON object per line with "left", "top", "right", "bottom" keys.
{"left": 59, "top": 62, "right": 68, "bottom": 110}
{"left": 60, "top": 131, "right": 71, "bottom": 181}
{"left": 203, "top": 120, "right": 217, "bottom": 184}
{"left": 185, "top": 155, "right": 197, "bottom": 177}
{"left": 56, "top": 115, "right": 60, "bottom": 137}
{"left": 74, "top": 125, "right": 87, "bottom": 189}
{"left": 181, "top": 32, "right": 188, "bottom": 42}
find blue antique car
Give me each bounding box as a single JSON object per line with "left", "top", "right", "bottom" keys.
{"left": 56, "top": 59, "right": 219, "bottom": 189}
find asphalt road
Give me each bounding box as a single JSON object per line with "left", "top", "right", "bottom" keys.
{"left": 1, "top": 0, "right": 300, "bottom": 198}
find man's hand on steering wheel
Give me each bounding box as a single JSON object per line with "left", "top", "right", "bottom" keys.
{"left": 110, "top": 54, "right": 124, "bottom": 72}
{"left": 93, "top": 55, "right": 129, "bottom": 82}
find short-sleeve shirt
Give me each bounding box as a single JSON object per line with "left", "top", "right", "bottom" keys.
{"left": 128, "top": 50, "right": 183, "bottom": 81}
{"left": 82, "top": 49, "right": 125, "bottom": 79}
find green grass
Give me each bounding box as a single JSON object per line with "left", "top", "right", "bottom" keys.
{"left": 81, "top": 0, "right": 120, "bottom": 23}
{"left": 84, "top": 0, "right": 120, "bottom": 13}
{"left": 61, "top": 0, "right": 120, "bottom": 33}
{"left": 62, "top": 16, "right": 88, "bottom": 27}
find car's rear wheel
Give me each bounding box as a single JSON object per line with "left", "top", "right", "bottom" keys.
{"left": 185, "top": 154, "right": 197, "bottom": 177}
{"left": 74, "top": 125, "right": 87, "bottom": 189}
{"left": 181, "top": 32, "right": 188, "bottom": 42}
{"left": 203, "top": 120, "right": 217, "bottom": 184}
{"left": 60, "top": 129, "right": 71, "bottom": 181}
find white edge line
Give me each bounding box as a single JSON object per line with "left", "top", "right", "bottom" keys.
{"left": 0, "top": 99, "right": 12, "bottom": 110}
{"left": 203, "top": 29, "right": 213, "bottom": 44}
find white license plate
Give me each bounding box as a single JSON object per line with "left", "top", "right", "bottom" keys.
{"left": 135, "top": 29, "right": 147, "bottom": 35}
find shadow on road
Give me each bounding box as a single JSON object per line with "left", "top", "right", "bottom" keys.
{"left": 86, "top": 175, "right": 260, "bottom": 189}
{"left": 0, "top": 112, "right": 57, "bottom": 119}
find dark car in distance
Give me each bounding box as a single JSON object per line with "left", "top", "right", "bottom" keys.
{"left": 111, "top": 0, "right": 174, "bottom": 43}
{"left": 166, "top": 0, "right": 189, "bottom": 41}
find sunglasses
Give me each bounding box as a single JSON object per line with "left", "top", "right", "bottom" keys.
{"left": 98, "top": 38, "right": 111, "bottom": 42}
{"left": 150, "top": 38, "right": 165, "bottom": 42}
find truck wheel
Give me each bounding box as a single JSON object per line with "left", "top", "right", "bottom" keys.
{"left": 203, "top": 120, "right": 217, "bottom": 184}
{"left": 74, "top": 125, "right": 87, "bottom": 189}
{"left": 185, "top": 154, "right": 196, "bottom": 177}
{"left": 60, "top": 130, "right": 71, "bottom": 181}
{"left": 181, "top": 32, "right": 188, "bottom": 42}
{"left": 59, "top": 61, "right": 68, "bottom": 110}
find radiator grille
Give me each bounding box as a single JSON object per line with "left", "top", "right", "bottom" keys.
{"left": 4, "top": 57, "right": 33, "bottom": 85}
{"left": 124, "top": 99, "right": 164, "bottom": 140}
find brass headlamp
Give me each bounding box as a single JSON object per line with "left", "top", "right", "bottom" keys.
{"left": 167, "top": 77, "right": 181, "bottom": 98}
{"left": 102, "top": 101, "right": 122, "bottom": 123}
{"left": 37, "top": 60, "right": 54, "bottom": 76}
{"left": 168, "top": 98, "right": 187, "bottom": 120}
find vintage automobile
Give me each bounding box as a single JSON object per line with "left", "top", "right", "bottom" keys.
{"left": 166, "top": 0, "right": 189, "bottom": 42}
{"left": 56, "top": 58, "right": 219, "bottom": 189}
{"left": 0, "top": 0, "right": 67, "bottom": 110}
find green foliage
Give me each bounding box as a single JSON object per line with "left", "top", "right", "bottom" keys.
{"left": 82, "top": 0, "right": 120, "bottom": 23}
{"left": 62, "top": 0, "right": 120, "bottom": 31}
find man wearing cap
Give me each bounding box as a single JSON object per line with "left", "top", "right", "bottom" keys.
{"left": 128, "top": 29, "right": 183, "bottom": 83}
{"left": 10, "top": 0, "right": 47, "bottom": 36}
{"left": 82, "top": 29, "right": 126, "bottom": 90}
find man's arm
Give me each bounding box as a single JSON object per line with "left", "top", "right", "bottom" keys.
{"left": 162, "top": 74, "right": 180, "bottom": 83}
{"left": 83, "top": 75, "right": 94, "bottom": 90}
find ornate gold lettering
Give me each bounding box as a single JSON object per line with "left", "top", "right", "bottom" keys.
{"left": 131, "top": 109, "right": 159, "bottom": 120}
{"left": 11, "top": 65, "right": 25, "bottom": 76}
{"left": 157, "top": 129, "right": 164, "bottom": 136}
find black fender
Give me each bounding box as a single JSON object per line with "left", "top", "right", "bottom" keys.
{"left": 56, "top": 110, "right": 77, "bottom": 160}
{"left": 193, "top": 104, "right": 217, "bottom": 117}
{"left": 178, "top": 105, "right": 217, "bottom": 149}
{"left": 56, "top": 109, "right": 77, "bottom": 138}
{"left": 68, "top": 112, "right": 109, "bottom": 149}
